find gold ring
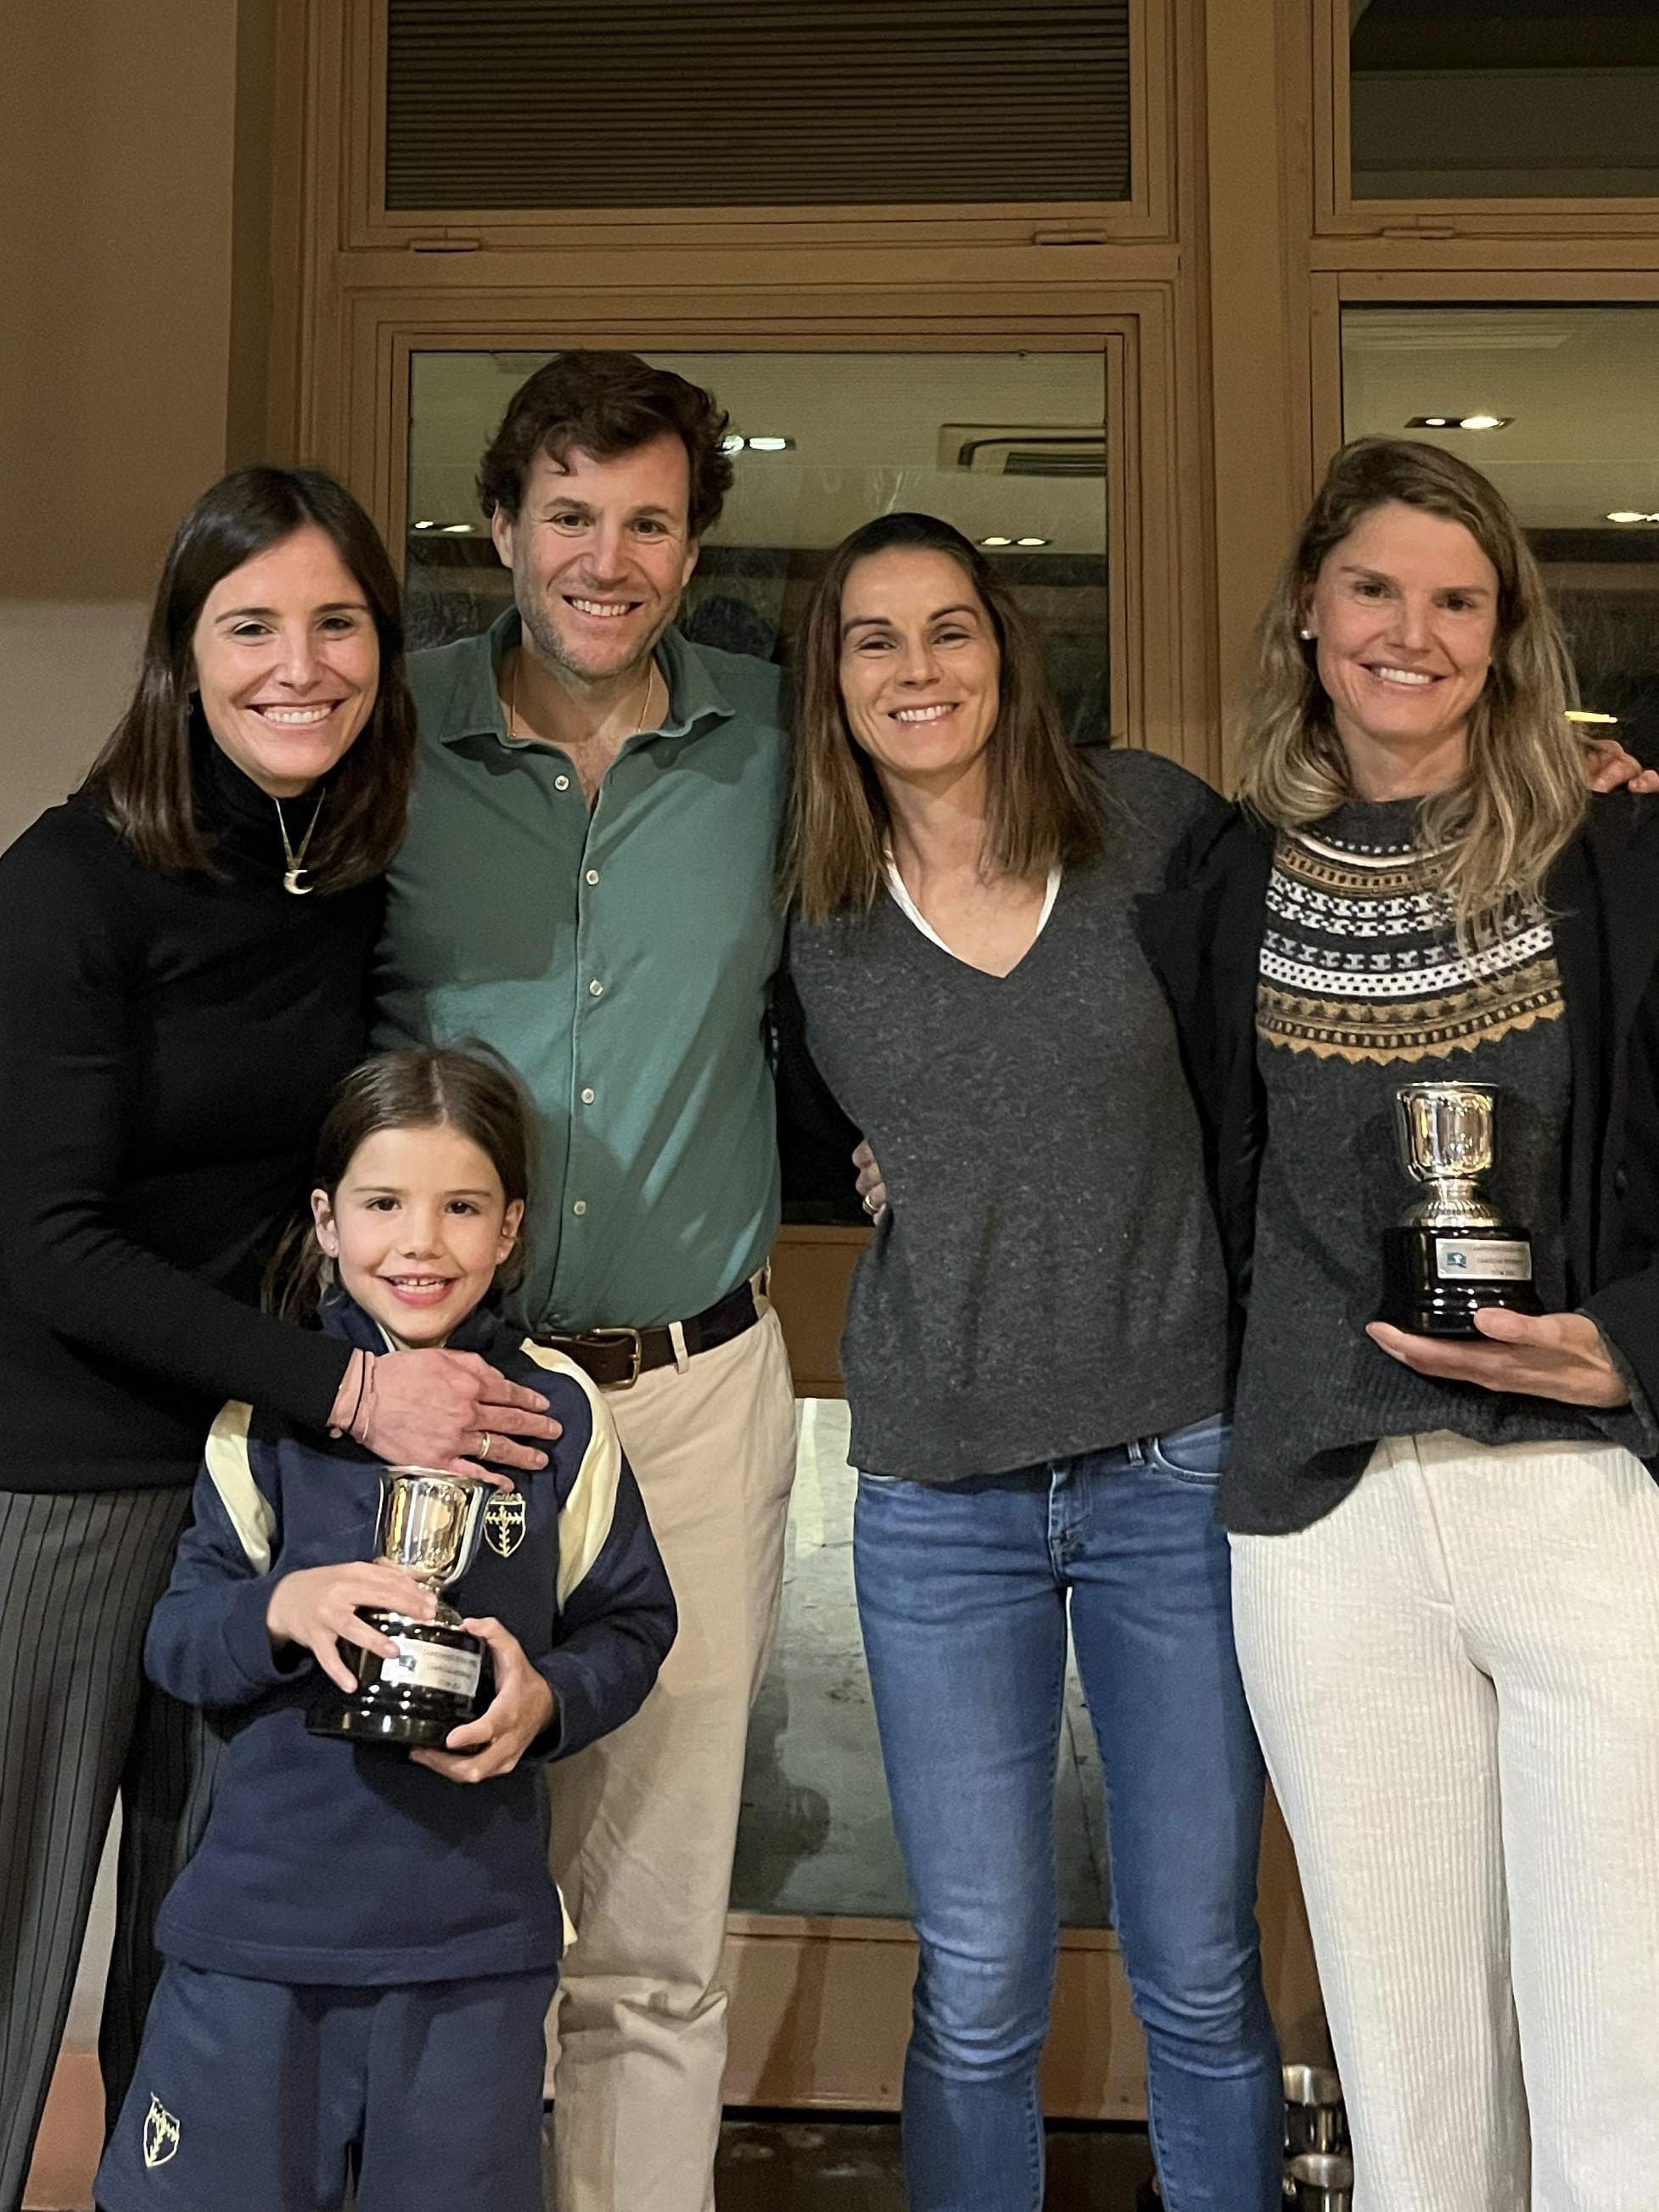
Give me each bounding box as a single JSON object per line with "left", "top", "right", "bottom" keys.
{"left": 475, "top": 1431, "right": 493, "bottom": 1459}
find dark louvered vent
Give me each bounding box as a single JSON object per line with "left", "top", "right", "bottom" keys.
{"left": 385, "top": 1, "right": 1132, "bottom": 211}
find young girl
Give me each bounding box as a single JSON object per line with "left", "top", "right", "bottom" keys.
{"left": 95, "top": 1047, "right": 676, "bottom": 2212}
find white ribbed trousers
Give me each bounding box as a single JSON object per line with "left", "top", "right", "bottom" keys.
{"left": 1231, "top": 1431, "right": 1659, "bottom": 2212}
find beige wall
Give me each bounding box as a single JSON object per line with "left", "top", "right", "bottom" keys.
{"left": 0, "top": 603, "right": 148, "bottom": 848}
{"left": 0, "top": 0, "right": 239, "bottom": 600}
{"left": 0, "top": 0, "right": 245, "bottom": 850}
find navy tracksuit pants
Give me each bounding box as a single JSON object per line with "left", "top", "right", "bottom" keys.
{"left": 95, "top": 1961, "right": 558, "bottom": 2212}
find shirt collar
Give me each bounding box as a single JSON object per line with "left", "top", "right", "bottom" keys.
{"left": 319, "top": 1288, "right": 505, "bottom": 1360}
{"left": 435, "top": 608, "right": 737, "bottom": 752}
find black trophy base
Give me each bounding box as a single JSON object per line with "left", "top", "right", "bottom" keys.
{"left": 1379, "top": 1225, "right": 1542, "bottom": 1338}
{"left": 305, "top": 1608, "right": 483, "bottom": 1749}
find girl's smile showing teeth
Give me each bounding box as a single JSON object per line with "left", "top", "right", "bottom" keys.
{"left": 892, "top": 703, "right": 958, "bottom": 724}
{"left": 1364, "top": 665, "right": 1437, "bottom": 688}
{"left": 382, "top": 1273, "right": 457, "bottom": 1306}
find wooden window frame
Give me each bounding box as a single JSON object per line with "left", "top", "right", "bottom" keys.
{"left": 306, "top": 283, "right": 1218, "bottom": 781}
{"left": 1314, "top": 0, "right": 1659, "bottom": 249}
{"left": 324, "top": 0, "right": 1178, "bottom": 252}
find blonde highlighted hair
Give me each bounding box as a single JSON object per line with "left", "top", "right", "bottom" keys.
{"left": 1236, "top": 437, "right": 1586, "bottom": 939}
{"left": 782, "top": 512, "right": 1105, "bottom": 922}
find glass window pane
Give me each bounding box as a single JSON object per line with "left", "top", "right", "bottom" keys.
{"left": 386, "top": 0, "right": 1131, "bottom": 211}
{"left": 407, "top": 347, "right": 1110, "bottom": 744}
{"left": 1342, "top": 304, "right": 1659, "bottom": 761}
{"left": 1348, "top": 2, "right": 1659, "bottom": 200}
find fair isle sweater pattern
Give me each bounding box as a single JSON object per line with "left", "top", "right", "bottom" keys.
{"left": 1257, "top": 822, "right": 1566, "bottom": 1064}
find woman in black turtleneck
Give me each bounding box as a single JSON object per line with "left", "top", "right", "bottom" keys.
{"left": 0, "top": 469, "right": 554, "bottom": 2209}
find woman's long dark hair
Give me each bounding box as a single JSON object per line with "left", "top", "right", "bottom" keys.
{"left": 782, "top": 511, "right": 1106, "bottom": 921}
{"left": 81, "top": 466, "right": 416, "bottom": 890}
{"left": 271, "top": 1046, "right": 535, "bottom": 1320}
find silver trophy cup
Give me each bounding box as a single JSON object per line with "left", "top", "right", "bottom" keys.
{"left": 1377, "top": 1082, "right": 1540, "bottom": 1337}
{"left": 306, "top": 1467, "right": 491, "bottom": 1749}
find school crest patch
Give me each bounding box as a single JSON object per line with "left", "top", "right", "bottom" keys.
{"left": 143, "top": 2095, "right": 181, "bottom": 2169}
{"left": 484, "top": 1491, "right": 525, "bottom": 1558}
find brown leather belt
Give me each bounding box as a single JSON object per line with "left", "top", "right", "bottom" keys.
{"left": 530, "top": 1280, "right": 761, "bottom": 1390}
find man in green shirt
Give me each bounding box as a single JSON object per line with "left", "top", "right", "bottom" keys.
{"left": 375, "top": 353, "right": 799, "bottom": 2212}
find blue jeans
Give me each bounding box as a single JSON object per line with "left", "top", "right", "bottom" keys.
{"left": 854, "top": 1418, "right": 1282, "bottom": 2212}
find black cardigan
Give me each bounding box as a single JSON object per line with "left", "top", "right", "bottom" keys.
{"left": 0, "top": 750, "right": 380, "bottom": 1494}
{"left": 1136, "top": 790, "right": 1659, "bottom": 1434}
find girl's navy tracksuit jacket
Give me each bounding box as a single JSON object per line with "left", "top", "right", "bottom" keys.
{"left": 95, "top": 1292, "right": 675, "bottom": 2212}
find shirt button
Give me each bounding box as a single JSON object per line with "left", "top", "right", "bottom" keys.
{"left": 585, "top": 868, "right": 599, "bottom": 886}
{"left": 555, "top": 775, "right": 570, "bottom": 791}
{"left": 580, "top": 1087, "right": 596, "bottom": 1104}
{"left": 588, "top": 980, "right": 603, "bottom": 997}
{"left": 572, "top": 1200, "right": 587, "bottom": 1217}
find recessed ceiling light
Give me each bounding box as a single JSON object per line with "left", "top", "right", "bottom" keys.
{"left": 980, "top": 536, "right": 1014, "bottom": 547}
{"left": 745, "top": 435, "right": 793, "bottom": 453}
{"left": 412, "top": 519, "right": 436, "bottom": 531}
{"left": 720, "top": 433, "right": 745, "bottom": 454}
{"left": 1406, "top": 414, "right": 1513, "bottom": 432}
{"left": 1016, "top": 536, "right": 1051, "bottom": 548}
{"left": 1566, "top": 710, "right": 1620, "bottom": 725}
{"left": 440, "top": 522, "right": 474, "bottom": 534}
{"left": 1606, "top": 510, "right": 1659, "bottom": 525}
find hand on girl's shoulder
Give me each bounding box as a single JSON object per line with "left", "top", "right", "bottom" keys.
{"left": 508, "top": 1337, "right": 608, "bottom": 1457}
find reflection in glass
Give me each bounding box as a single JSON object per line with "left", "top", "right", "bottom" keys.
{"left": 1342, "top": 304, "right": 1659, "bottom": 761}
{"left": 407, "top": 349, "right": 1109, "bottom": 742}
{"left": 731, "top": 1402, "right": 1112, "bottom": 1924}
{"left": 1348, "top": 1, "right": 1659, "bottom": 201}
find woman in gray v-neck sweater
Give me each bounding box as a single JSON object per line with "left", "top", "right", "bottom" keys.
{"left": 779, "top": 513, "right": 1281, "bottom": 2212}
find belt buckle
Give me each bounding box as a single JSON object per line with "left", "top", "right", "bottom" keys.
{"left": 585, "top": 1326, "right": 643, "bottom": 1390}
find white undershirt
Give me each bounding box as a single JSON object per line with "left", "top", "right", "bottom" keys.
{"left": 883, "top": 854, "right": 1062, "bottom": 967}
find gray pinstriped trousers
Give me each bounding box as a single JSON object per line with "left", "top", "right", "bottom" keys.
{"left": 1232, "top": 1431, "right": 1659, "bottom": 2212}
{"left": 0, "top": 1487, "right": 220, "bottom": 2212}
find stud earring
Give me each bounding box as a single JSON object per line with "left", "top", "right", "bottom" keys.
{"left": 1298, "top": 628, "right": 1315, "bottom": 642}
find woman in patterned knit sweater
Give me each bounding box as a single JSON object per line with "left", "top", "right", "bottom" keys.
{"left": 1141, "top": 438, "right": 1659, "bottom": 2212}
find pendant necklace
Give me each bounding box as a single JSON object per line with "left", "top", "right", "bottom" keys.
{"left": 273, "top": 792, "right": 326, "bottom": 895}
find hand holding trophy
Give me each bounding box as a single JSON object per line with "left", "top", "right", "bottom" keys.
{"left": 306, "top": 1467, "right": 492, "bottom": 1748}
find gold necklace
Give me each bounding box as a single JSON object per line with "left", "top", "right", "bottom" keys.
{"left": 506, "top": 652, "right": 658, "bottom": 749}
{"left": 272, "top": 792, "right": 326, "bottom": 895}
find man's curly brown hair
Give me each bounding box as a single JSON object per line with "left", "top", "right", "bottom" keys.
{"left": 477, "top": 351, "right": 734, "bottom": 541}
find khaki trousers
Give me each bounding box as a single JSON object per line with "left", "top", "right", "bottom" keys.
{"left": 547, "top": 1301, "right": 797, "bottom": 2212}
{"left": 1231, "top": 1432, "right": 1659, "bottom": 2212}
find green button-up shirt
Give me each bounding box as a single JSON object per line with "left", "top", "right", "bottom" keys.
{"left": 374, "top": 611, "right": 789, "bottom": 1331}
